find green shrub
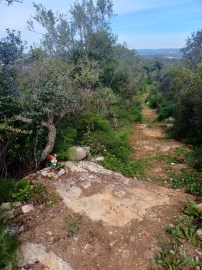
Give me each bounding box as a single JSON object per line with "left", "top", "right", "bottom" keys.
{"left": 0, "top": 210, "right": 19, "bottom": 270}
{"left": 0, "top": 179, "right": 19, "bottom": 204}
{"left": 187, "top": 147, "right": 202, "bottom": 170}
{"left": 146, "top": 92, "right": 162, "bottom": 109}
{"left": 158, "top": 100, "right": 175, "bottom": 121}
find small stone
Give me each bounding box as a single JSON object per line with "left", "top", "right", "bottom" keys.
{"left": 95, "top": 157, "right": 104, "bottom": 161}
{"left": 22, "top": 204, "right": 34, "bottom": 214}
{"left": 46, "top": 231, "right": 53, "bottom": 236}
{"left": 109, "top": 240, "right": 116, "bottom": 247}
{"left": 41, "top": 170, "right": 48, "bottom": 177}
{"left": 170, "top": 163, "right": 176, "bottom": 166}
{"left": 68, "top": 231, "right": 73, "bottom": 237}
{"left": 58, "top": 169, "right": 65, "bottom": 176}
{"left": 196, "top": 229, "right": 202, "bottom": 240}
{"left": 196, "top": 203, "right": 202, "bottom": 212}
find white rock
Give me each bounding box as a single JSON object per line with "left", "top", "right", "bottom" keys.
{"left": 58, "top": 169, "right": 65, "bottom": 176}
{"left": 196, "top": 203, "right": 202, "bottom": 212}
{"left": 41, "top": 170, "right": 48, "bottom": 177}
{"left": 68, "top": 146, "right": 90, "bottom": 161}
{"left": 196, "top": 229, "right": 202, "bottom": 240}
{"left": 95, "top": 156, "right": 104, "bottom": 161}
{"left": 20, "top": 242, "right": 73, "bottom": 270}
{"left": 22, "top": 205, "right": 34, "bottom": 214}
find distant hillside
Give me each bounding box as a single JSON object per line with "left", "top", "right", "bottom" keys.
{"left": 136, "top": 48, "right": 182, "bottom": 59}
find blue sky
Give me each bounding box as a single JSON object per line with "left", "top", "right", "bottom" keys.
{"left": 0, "top": 0, "right": 202, "bottom": 49}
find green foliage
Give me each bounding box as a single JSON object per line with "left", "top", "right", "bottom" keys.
{"left": 65, "top": 214, "right": 82, "bottom": 234}
{"left": 168, "top": 170, "right": 202, "bottom": 196}
{"left": 166, "top": 200, "right": 202, "bottom": 247}
{"left": 0, "top": 178, "right": 58, "bottom": 207}
{"left": 166, "top": 216, "right": 199, "bottom": 247}
{"left": 181, "top": 29, "right": 202, "bottom": 68}
{"left": 146, "top": 92, "right": 162, "bottom": 109}
{"left": 157, "top": 101, "right": 175, "bottom": 121}
{"left": 54, "top": 128, "right": 78, "bottom": 161}
{"left": 101, "top": 152, "right": 145, "bottom": 177}
{"left": 0, "top": 28, "right": 25, "bottom": 65}
{"left": 152, "top": 241, "right": 197, "bottom": 270}
{"left": 11, "top": 178, "right": 33, "bottom": 201}
{"left": 187, "top": 147, "right": 202, "bottom": 170}
{"left": 0, "top": 210, "right": 19, "bottom": 270}
{"left": 152, "top": 200, "right": 201, "bottom": 270}
{"left": 0, "top": 179, "right": 19, "bottom": 203}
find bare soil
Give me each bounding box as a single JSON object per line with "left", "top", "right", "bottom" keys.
{"left": 130, "top": 107, "right": 190, "bottom": 183}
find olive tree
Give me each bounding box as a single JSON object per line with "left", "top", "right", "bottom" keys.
{"left": 0, "top": 29, "right": 25, "bottom": 65}
{"left": 16, "top": 58, "right": 82, "bottom": 165}
{"left": 181, "top": 29, "right": 202, "bottom": 68}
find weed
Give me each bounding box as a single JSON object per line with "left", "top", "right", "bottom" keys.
{"left": 65, "top": 214, "right": 82, "bottom": 234}
{"left": 175, "top": 146, "right": 189, "bottom": 159}
{"left": 153, "top": 153, "right": 180, "bottom": 164}
{"left": 184, "top": 200, "right": 202, "bottom": 227}
{"left": 187, "top": 147, "right": 202, "bottom": 170}
{"left": 0, "top": 178, "right": 59, "bottom": 207}
{"left": 151, "top": 241, "right": 196, "bottom": 270}
{"left": 12, "top": 179, "right": 33, "bottom": 201}
{"left": 166, "top": 215, "right": 199, "bottom": 247}
{"left": 166, "top": 200, "right": 202, "bottom": 247}
{"left": 101, "top": 152, "right": 146, "bottom": 178}
{"left": 168, "top": 170, "right": 202, "bottom": 196}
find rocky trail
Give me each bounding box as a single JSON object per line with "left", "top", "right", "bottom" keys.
{"left": 12, "top": 105, "right": 197, "bottom": 270}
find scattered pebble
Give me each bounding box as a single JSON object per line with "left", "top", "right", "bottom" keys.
{"left": 22, "top": 205, "right": 34, "bottom": 214}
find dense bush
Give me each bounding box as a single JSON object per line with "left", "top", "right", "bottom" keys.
{"left": 157, "top": 101, "right": 175, "bottom": 121}
{"left": 146, "top": 91, "right": 162, "bottom": 109}
{"left": 187, "top": 147, "right": 202, "bottom": 170}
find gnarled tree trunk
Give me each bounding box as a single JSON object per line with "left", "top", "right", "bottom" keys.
{"left": 37, "top": 116, "right": 56, "bottom": 165}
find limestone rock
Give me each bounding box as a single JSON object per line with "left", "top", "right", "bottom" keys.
{"left": 58, "top": 168, "right": 65, "bottom": 176}
{"left": 94, "top": 156, "right": 104, "bottom": 162}
{"left": 41, "top": 169, "right": 48, "bottom": 177}
{"left": 68, "top": 146, "right": 90, "bottom": 161}
{"left": 196, "top": 203, "right": 202, "bottom": 212}
{"left": 20, "top": 242, "right": 73, "bottom": 270}
{"left": 22, "top": 205, "right": 34, "bottom": 214}
{"left": 196, "top": 229, "right": 202, "bottom": 240}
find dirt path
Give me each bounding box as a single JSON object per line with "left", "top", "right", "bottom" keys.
{"left": 130, "top": 106, "right": 190, "bottom": 184}
{"left": 15, "top": 104, "right": 196, "bottom": 270}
